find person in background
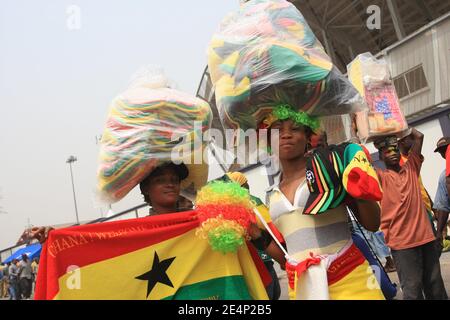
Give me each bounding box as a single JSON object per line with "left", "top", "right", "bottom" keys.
{"left": 399, "top": 131, "right": 437, "bottom": 233}
{"left": 353, "top": 147, "right": 396, "bottom": 273}
{"left": 8, "top": 259, "right": 19, "bottom": 300}
{"left": 30, "top": 162, "right": 192, "bottom": 242}
{"left": 310, "top": 128, "right": 396, "bottom": 273}
{"left": 350, "top": 216, "right": 396, "bottom": 273}
{"left": 31, "top": 258, "right": 39, "bottom": 294}
{"left": 438, "top": 135, "right": 450, "bottom": 199}
{"left": 139, "top": 162, "right": 190, "bottom": 215}
{"left": 18, "top": 254, "right": 33, "bottom": 299}
{"left": 31, "top": 258, "right": 39, "bottom": 278}
{"left": 433, "top": 137, "right": 450, "bottom": 253}
{"left": 375, "top": 129, "right": 447, "bottom": 300}
{"left": 0, "top": 264, "right": 4, "bottom": 298}
{"left": 0, "top": 263, "right": 8, "bottom": 298}
{"left": 226, "top": 171, "right": 284, "bottom": 300}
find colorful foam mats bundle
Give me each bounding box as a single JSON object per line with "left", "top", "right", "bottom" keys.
{"left": 97, "top": 67, "right": 212, "bottom": 203}
{"left": 208, "top": 0, "right": 364, "bottom": 131}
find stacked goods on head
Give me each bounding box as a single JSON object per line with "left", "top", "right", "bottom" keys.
{"left": 347, "top": 52, "right": 408, "bottom": 142}
{"left": 97, "top": 69, "right": 212, "bottom": 203}
{"left": 208, "top": 0, "right": 364, "bottom": 132}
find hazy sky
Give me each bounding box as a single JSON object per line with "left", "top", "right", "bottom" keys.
{"left": 0, "top": 0, "right": 239, "bottom": 249}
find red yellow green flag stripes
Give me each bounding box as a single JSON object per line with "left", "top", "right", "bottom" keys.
{"left": 34, "top": 210, "right": 269, "bottom": 300}
{"left": 251, "top": 195, "right": 285, "bottom": 245}
{"left": 342, "top": 144, "right": 382, "bottom": 201}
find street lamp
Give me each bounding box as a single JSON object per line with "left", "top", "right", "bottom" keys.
{"left": 66, "top": 155, "right": 80, "bottom": 225}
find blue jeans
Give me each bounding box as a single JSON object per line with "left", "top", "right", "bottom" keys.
{"left": 391, "top": 241, "right": 447, "bottom": 300}
{"left": 8, "top": 279, "right": 17, "bottom": 300}
{"left": 351, "top": 220, "right": 391, "bottom": 259}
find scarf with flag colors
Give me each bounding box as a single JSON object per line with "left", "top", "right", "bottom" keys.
{"left": 251, "top": 195, "right": 285, "bottom": 245}
{"left": 304, "top": 143, "right": 383, "bottom": 214}
{"left": 34, "top": 210, "right": 270, "bottom": 300}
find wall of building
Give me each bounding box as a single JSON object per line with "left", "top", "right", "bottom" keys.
{"left": 365, "top": 112, "right": 449, "bottom": 202}
{"left": 385, "top": 15, "right": 450, "bottom": 116}
{"left": 437, "top": 17, "right": 450, "bottom": 104}
{"left": 415, "top": 119, "right": 445, "bottom": 198}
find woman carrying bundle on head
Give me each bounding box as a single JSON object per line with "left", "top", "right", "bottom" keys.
{"left": 261, "top": 105, "right": 385, "bottom": 300}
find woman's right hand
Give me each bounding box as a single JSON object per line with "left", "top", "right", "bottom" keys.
{"left": 30, "top": 226, "right": 53, "bottom": 244}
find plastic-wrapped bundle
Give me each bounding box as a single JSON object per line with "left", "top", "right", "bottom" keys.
{"left": 97, "top": 68, "right": 213, "bottom": 203}
{"left": 318, "top": 114, "right": 356, "bottom": 145}
{"left": 347, "top": 52, "right": 408, "bottom": 142}
{"left": 208, "top": 0, "right": 363, "bottom": 131}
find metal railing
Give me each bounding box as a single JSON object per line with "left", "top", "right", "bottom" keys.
{"left": 0, "top": 203, "right": 150, "bottom": 262}
{"left": 0, "top": 244, "right": 26, "bottom": 263}
{"left": 86, "top": 203, "right": 149, "bottom": 224}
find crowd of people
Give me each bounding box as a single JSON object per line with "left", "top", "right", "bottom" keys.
{"left": 0, "top": 255, "right": 39, "bottom": 300}
{"left": 28, "top": 118, "right": 450, "bottom": 300}
{"left": 307, "top": 128, "right": 449, "bottom": 299}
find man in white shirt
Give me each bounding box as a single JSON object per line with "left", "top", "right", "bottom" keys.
{"left": 8, "top": 259, "right": 20, "bottom": 300}
{"left": 18, "top": 254, "right": 33, "bottom": 299}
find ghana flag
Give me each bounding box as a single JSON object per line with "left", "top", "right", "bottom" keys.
{"left": 34, "top": 210, "right": 270, "bottom": 300}
{"left": 342, "top": 143, "right": 382, "bottom": 201}
{"left": 251, "top": 195, "right": 285, "bottom": 245}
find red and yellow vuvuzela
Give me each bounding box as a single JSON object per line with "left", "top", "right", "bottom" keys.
{"left": 34, "top": 210, "right": 270, "bottom": 300}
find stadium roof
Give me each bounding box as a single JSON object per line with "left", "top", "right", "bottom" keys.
{"left": 291, "top": 0, "right": 450, "bottom": 70}
{"left": 197, "top": 0, "right": 450, "bottom": 138}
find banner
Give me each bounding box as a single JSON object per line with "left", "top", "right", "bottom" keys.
{"left": 35, "top": 210, "right": 269, "bottom": 300}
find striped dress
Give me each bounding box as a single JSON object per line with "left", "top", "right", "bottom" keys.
{"left": 267, "top": 176, "right": 384, "bottom": 300}
{"left": 267, "top": 178, "right": 351, "bottom": 261}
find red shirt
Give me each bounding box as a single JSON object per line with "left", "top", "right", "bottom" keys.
{"left": 446, "top": 146, "right": 450, "bottom": 176}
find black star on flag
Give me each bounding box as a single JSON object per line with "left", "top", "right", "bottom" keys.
{"left": 136, "top": 251, "right": 176, "bottom": 298}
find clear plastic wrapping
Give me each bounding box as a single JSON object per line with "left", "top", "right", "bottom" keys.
{"left": 347, "top": 53, "right": 408, "bottom": 142}
{"left": 97, "top": 67, "right": 212, "bottom": 203}
{"left": 207, "top": 0, "right": 364, "bottom": 131}
{"left": 319, "top": 114, "right": 356, "bottom": 145}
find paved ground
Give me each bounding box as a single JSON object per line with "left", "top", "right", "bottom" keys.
{"left": 275, "top": 250, "right": 450, "bottom": 300}
{"left": 2, "top": 252, "right": 450, "bottom": 300}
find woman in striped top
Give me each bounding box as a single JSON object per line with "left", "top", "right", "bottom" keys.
{"left": 265, "top": 117, "right": 385, "bottom": 300}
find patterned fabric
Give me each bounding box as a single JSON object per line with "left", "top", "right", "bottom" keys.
{"left": 327, "top": 246, "right": 385, "bottom": 300}
{"left": 267, "top": 178, "right": 351, "bottom": 261}
{"left": 267, "top": 170, "right": 384, "bottom": 299}
{"left": 303, "top": 143, "right": 382, "bottom": 215}
{"left": 304, "top": 144, "right": 347, "bottom": 214}
{"left": 342, "top": 143, "right": 383, "bottom": 201}
{"left": 285, "top": 240, "right": 385, "bottom": 300}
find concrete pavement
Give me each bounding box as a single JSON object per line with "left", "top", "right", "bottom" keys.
{"left": 2, "top": 252, "right": 450, "bottom": 300}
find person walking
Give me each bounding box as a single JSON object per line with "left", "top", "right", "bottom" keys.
{"left": 8, "top": 259, "right": 20, "bottom": 300}
{"left": 374, "top": 129, "right": 447, "bottom": 300}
